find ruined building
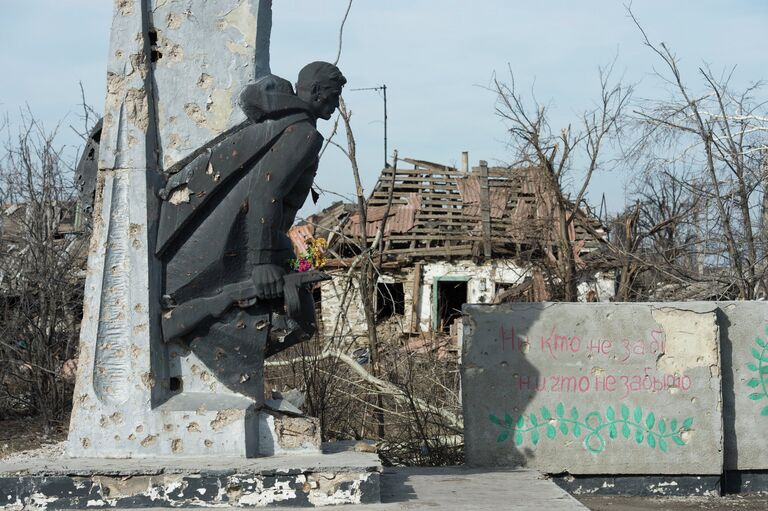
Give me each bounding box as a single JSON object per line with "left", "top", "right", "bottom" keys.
{"left": 290, "top": 155, "right": 615, "bottom": 348}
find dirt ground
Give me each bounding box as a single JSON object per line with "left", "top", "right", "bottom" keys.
{"left": 577, "top": 495, "right": 768, "bottom": 511}
{"left": 0, "top": 416, "right": 67, "bottom": 459}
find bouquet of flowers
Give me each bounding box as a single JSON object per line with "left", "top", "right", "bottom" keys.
{"left": 289, "top": 237, "right": 327, "bottom": 272}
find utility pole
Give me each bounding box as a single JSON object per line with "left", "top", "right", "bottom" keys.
{"left": 350, "top": 84, "right": 388, "bottom": 168}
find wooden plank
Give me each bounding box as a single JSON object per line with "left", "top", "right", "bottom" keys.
{"left": 409, "top": 262, "right": 422, "bottom": 333}
{"left": 378, "top": 175, "right": 458, "bottom": 185}
{"left": 479, "top": 160, "right": 492, "bottom": 259}
{"left": 380, "top": 167, "right": 462, "bottom": 177}
{"left": 371, "top": 183, "right": 457, "bottom": 193}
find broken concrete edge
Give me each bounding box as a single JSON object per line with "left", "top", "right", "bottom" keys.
{"left": 0, "top": 451, "right": 383, "bottom": 478}
{"left": 1, "top": 470, "right": 381, "bottom": 509}
{"left": 551, "top": 473, "right": 721, "bottom": 497}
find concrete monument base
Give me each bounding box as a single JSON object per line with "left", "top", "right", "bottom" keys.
{"left": 0, "top": 448, "right": 381, "bottom": 509}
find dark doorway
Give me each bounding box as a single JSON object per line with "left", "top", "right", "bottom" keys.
{"left": 376, "top": 282, "right": 405, "bottom": 320}
{"left": 436, "top": 280, "right": 468, "bottom": 332}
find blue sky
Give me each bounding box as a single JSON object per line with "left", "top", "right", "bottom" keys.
{"left": 1, "top": 1, "right": 766, "bottom": 218}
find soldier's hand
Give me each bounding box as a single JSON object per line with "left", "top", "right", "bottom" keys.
{"left": 251, "top": 264, "right": 286, "bottom": 300}
{"left": 228, "top": 280, "right": 260, "bottom": 309}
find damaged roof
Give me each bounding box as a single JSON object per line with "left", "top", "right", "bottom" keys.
{"left": 291, "top": 157, "right": 609, "bottom": 263}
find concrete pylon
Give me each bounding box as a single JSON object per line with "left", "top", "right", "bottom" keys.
{"left": 67, "top": 0, "right": 275, "bottom": 458}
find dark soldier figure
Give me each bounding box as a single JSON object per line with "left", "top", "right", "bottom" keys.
{"left": 155, "top": 62, "right": 346, "bottom": 398}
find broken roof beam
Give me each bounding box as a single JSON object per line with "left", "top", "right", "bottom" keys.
{"left": 478, "top": 160, "right": 492, "bottom": 259}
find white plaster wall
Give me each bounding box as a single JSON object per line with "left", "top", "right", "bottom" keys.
{"left": 322, "top": 261, "right": 618, "bottom": 338}
{"left": 577, "top": 271, "right": 616, "bottom": 302}
{"left": 417, "top": 260, "right": 529, "bottom": 332}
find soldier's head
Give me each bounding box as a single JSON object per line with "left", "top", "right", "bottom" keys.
{"left": 296, "top": 62, "right": 347, "bottom": 120}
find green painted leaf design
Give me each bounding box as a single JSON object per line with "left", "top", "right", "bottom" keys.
{"left": 760, "top": 367, "right": 768, "bottom": 374}
{"left": 620, "top": 404, "right": 629, "bottom": 420}
{"left": 747, "top": 362, "right": 759, "bottom": 371}
{"left": 621, "top": 423, "right": 631, "bottom": 439}
{"left": 757, "top": 336, "right": 767, "bottom": 348}
{"left": 488, "top": 406, "right": 692, "bottom": 454}
{"left": 546, "top": 424, "right": 557, "bottom": 439}
{"left": 749, "top": 392, "right": 765, "bottom": 401}
{"left": 645, "top": 412, "right": 655, "bottom": 430}
{"left": 748, "top": 378, "right": 761, "bottom": 388}
{"left": 752, "top": 347, "right": 768, "bottom": 363}
{"left": 762, "top": 406, "right": 768, "bottom": 417}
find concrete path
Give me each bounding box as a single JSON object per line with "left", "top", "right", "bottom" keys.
{"left": 374, "top": 467, "right": 588, "bottom": 510}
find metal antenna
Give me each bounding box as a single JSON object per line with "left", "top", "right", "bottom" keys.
{"left": 350, "top": 84, "right": 388, "bottom": 168}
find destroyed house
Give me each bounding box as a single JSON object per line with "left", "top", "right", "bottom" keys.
{"left": 290, "top": 156, "right": 615, "bottom": 346}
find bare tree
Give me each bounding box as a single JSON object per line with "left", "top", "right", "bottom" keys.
{"left": 0, "top": 112, "right": 89, "bottom": 427}
{"left": 626, "top": 6, "right": 768, "bottom": 299}
{"left": 492, "top": 63, "right": 632, "bottom": 300}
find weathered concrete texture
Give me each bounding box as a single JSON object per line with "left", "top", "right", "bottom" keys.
{"left": 98, "top": 0, "right": 153, "bottom": 172}
{"left": 462, "top": 303, "right": 724, "bottom": 475}
{"left": 150, "top": 0, "right": 271, "bottom": 170}
{"left": 67, "top": 166, "right": 169, "bottom": 458}
{"left": 0, "top": 450, "right": 381, "bottom": 509}
{"left": 320, "top": 467, "right": 588, "bottom": 511}
{"left": 68, "top": 0, "right": 274, "bottom": 459}
{"left": 75, "top": 468, "right": 589, "bottom": 510}
{"left": 685, "top": 301, "right": 768, "bottom": 471}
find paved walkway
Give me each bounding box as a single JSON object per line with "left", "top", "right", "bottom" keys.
{"left": 373, "top": 467, "right": 588, "bottom": 510}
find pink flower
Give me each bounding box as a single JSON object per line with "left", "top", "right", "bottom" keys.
{"left": 297, "top": 259, "right": 312, "bottom": 272}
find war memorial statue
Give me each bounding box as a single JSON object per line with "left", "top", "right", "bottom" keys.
{"left": 156, "top": 63, "right": 346, "bottom": 398}
{"left": 0, "top": 1, "right": 386, "bottom": 506}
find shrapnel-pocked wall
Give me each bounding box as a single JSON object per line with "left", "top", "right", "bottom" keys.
{"left": 461, "top": 301, "right": 768, "bottom": 475}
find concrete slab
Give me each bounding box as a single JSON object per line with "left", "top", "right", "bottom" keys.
{"left": 714, "top": 301, "right": 768, "bottom": 470}
{"left": 374, "top": 467, "right": 588, "bottom": 510}
{"left": 0, "top": 451, "right": 381, "bottom": 508}
{"left": 462, "top": 303, "right": 724, "bottom": 475}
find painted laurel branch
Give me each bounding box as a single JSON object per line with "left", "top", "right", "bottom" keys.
{"left": 489, "top": 403, "right": 693, "bottom": 454}
{"left": 746, "top": 326, "right": 768, "bottom": 417}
